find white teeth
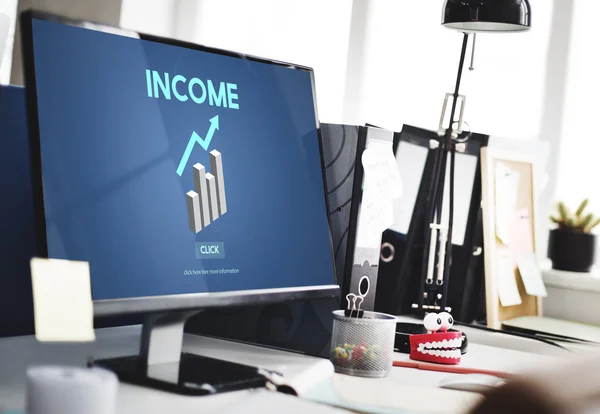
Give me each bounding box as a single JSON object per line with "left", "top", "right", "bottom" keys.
{"left": 416, "top": 340, "right": 462, "bottom": 357}
{"left": 416, "top": 348, "right": 460, "bottom": 358}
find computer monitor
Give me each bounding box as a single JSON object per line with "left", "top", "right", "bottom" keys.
{"left": 20, "top": 10, "right": 338, "bottom": 394}
{"left": 0, "top": 85, "right": 36, "bottom": 338}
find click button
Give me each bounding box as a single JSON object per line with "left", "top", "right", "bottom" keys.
{"left": 195, "top": 242, "right": 225, "bottom": 259}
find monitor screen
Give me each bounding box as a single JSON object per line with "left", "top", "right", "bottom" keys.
{"left": 23, "top": 14, "right": 337, "bottom": 312}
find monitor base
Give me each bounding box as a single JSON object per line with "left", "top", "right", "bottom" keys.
{"left": 93, "top": 352, "right": 266, "bottom": 396}
{"left": 90, "top": 311, "right": 267, "bottom": 396}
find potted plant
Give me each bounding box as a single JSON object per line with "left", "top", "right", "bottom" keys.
{"left": 548, "top": 199, "right": 600, "bottom": 272}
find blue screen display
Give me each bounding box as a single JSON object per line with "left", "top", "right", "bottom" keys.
{"left": 30, "top": 19, "right": 336, "bottom": 300}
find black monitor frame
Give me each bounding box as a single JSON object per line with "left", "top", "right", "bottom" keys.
{"left": 19, "top": 9, "right": 339, "bottom": 318}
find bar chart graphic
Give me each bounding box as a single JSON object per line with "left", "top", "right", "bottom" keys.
{"left": 186, "top": 150, "right": 227, "bottom": 233}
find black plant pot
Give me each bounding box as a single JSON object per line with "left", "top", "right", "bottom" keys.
{"left": 548, "top": 228, "right": 596, "bottom": 272}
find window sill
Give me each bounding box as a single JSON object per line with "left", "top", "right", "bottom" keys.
{"left": 542, "top": 266, "right": 600, "bottom": 325}
{"left": 542, "top": 268, "right": 600, "bottom": 294}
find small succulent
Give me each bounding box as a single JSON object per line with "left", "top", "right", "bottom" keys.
{"left": 550, "top": 199, "right": 600, "bottom": 233}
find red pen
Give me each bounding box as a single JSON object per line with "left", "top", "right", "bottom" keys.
{"left": 393, "top": 360, "right": 513, "bottom": 379}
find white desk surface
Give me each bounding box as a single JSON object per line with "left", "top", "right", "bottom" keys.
{"left": 0, "top": 325, "right": 333, "bottom": 413}
{"left": 0, "top": 323, "right": 574, "bottom": 414}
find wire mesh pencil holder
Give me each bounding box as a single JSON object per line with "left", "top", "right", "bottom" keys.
{"left": 330, "top": 310, "right": 396, "bottom": 378}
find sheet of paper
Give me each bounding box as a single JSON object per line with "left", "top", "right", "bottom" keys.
{"left": 361, "top": 140, "right": 402, "bottom": 200}
{"left": 355, "top": 196, "right": 394, "bottom": 249}
{"left": 356, "top": 138, "right": 402, "bottom": 249}
{"left": 516, "top": 252, "right": 548, "bottom": 297}
{"left": 496, "top": 249, "right": 522, "bottom": 307}
{"left": 30, "top": 258, "right": 95, "bottom": 342}
{"left": 494, "top": 162, "right": 520, "bottom": 245}
{"left": 390, "top": 141, "right": 429, "bottom": 235}
{"left": 440, "top": 152, "right": 478, "bottom": 246}
{"left": 509, "top": 209, "right": 535, "bottom": 254}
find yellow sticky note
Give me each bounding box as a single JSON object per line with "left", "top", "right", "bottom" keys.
{"left": 30, "top": 258, "right": 95, "bottom": 342}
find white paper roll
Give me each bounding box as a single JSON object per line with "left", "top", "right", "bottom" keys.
{"left": 26, "top": 366, "right": 118, "bottom": 414}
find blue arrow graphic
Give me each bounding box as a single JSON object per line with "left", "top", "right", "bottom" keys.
{"left": 176, "top": 115, "right": 220, "bottom": 176}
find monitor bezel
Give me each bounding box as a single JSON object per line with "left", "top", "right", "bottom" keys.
{"left": 20, "top": 10, "right": 339, "bottom": 316}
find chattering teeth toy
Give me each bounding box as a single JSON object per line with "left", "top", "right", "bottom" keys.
{"left": 409, "top": 312, "right": 462, "bottom": 365}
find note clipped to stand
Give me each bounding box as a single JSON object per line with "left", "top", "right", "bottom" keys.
{"left": 494, "top": 162, "right": 520, "bottom": 245}
{"left": 496, "top": 249, "right": 522, "bottom": 307}
{"left": 510, "top": 209, "right": 548, "bottom": 298}
{"left": 356, "top": 132, "right": 402, "bottom": 249}
{"left": 30, "top": 258, "right": 95, "bottom": 342}
{"left": 516, "top": 252, "right": 547, "bottom": 297}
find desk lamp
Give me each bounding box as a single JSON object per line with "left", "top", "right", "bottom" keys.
{"left": 416, "top": 0, "right": 531, "bottom": 314}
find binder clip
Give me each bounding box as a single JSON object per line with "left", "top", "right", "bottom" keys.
{"left": 345, "top": 293, "right": 365, "bottom": 318}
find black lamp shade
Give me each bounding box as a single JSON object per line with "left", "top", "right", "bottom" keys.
{"left": 442, "top": 0, "right": 531, "bottom": 32}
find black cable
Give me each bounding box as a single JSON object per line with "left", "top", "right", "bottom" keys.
{"left": 429, "top": 149, "right": 448, "bottom": 307}
{"left": 433, "top": 150, "right": 448, "bottom": 229}
{"left": 418, "top": 145, "right": 444, "bottom": 293}
{"left": 454, "top": 321, "right": 571, "bottom": 352}
{"left": 441, "top": 146, "right": 455, "bottom": 310}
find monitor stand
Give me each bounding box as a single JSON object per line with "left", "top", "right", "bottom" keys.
{"left": 91, "top": 311, "right": 267, "bottom": 396}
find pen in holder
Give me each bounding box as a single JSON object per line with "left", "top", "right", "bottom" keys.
{"left": 331, "top": 290, "right": 396, "bottom": 378}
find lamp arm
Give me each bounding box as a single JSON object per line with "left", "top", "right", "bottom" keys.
{"left": 438, "top": 33, "right": 469, "bottom": 309}
{"left": 446, "top": 33, "right": 470, "bottom": 143}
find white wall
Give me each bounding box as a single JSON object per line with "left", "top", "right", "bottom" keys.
{"left": 120, "top": 0, "right": 353, "bottom": 123}
{"left": 0, "top": 0, "right": 18, "bottom": 84}
{"left": 555, "top": 0, "right": 600, "bottom": 213}
{"left": 120, "top": 0, "right": 175, "bottom": 38}
{"left": 353, "top": 0, "right": 554, "bottom": 139}
{"left": 179, "top": 0, "right": 353, "bottom": 124}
